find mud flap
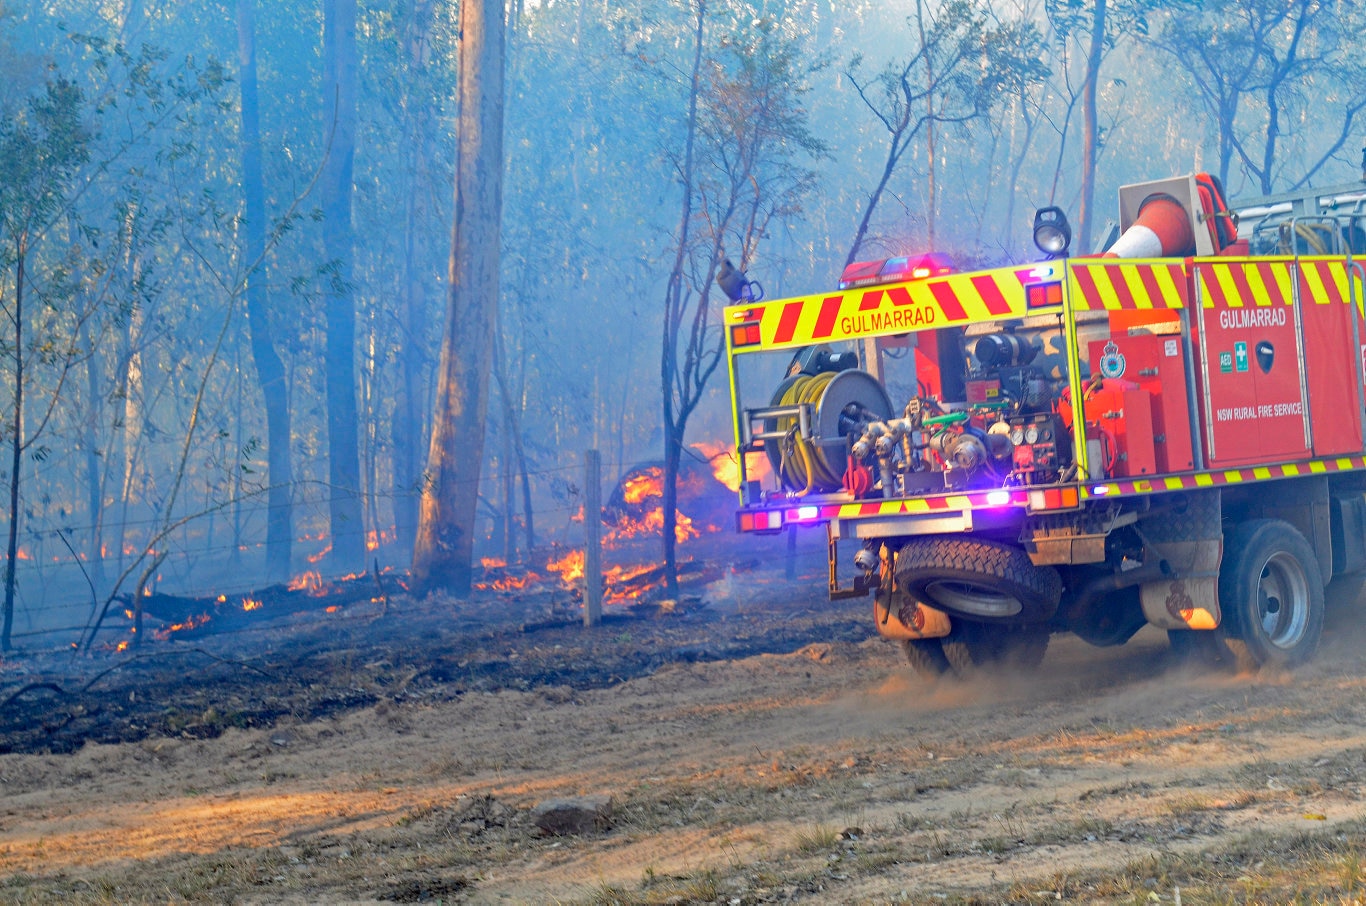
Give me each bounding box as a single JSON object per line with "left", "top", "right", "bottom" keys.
{"left": 1139, "top": 490, "right": 1222, "bottom": 630}
{"left": 874, "top": 589, "right": 951, "bottom": 640}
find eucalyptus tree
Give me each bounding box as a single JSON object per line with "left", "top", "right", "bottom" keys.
{"left": 412, "top": 0, "right": 506, "bottom": 596}
{"left": 0, "top": 78, "right": 92, "bottom": 650}
{"left": 657, "top": 4, "right": 827, "bottom": 595}
{"left": 237, "top": 0, "right": 292, "bottom": 582}
{"left": 321, "top": 0, "right": 365, "bottom": 571}
{"left": 1039, "top": 0, "right": 1155, "bottom": 252}
{"left": 843, "top": 0, "right": 1037, "bottom": 264}
{"left": 1150, "top": 0, "right": 1366, "bottom": 193}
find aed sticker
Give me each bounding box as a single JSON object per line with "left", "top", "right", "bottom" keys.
{"left": 1234, "top": 341, "right": 1249, "bottom": 372}
{"left": 1219, "top": 351, "right": 1234, "bottom": 373}
{"left": 1164, "top": 339, "right": 1179, "bottom": 357}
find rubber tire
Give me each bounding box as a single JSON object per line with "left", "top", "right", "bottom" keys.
{"left": 1167, "top": 628, "right": 1244, "bottom": 673}
{"left": 902, "top": 639, "right": 952, "bottom": 679}
{"left": 1218, "top": 519, "right": 1324, "bottom": 670}
{"left": 941, "top": 620, "right": 995, "bottom": 674}
{"left": 940, "top": 621, "right": 1049, "bottom": 676}
{"left": 896, "top": 537, "right": 1063, "bottom": 623}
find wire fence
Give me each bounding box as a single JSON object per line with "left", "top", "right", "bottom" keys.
{"left": 1, "top": 448, "right": 756, "bottom": 653}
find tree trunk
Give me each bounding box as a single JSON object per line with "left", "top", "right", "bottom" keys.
{"left": 78, "top": 313, "right": 106, "bottom": 598}
{"left": 1077, "top": 0, "right": 1106, "bottom": 255}
{"left": 2, "top": 238, "right": 25, "bottom": 651}
{"left": 916, "top": 0, "right": 937, "bottom": 248}
{"left": 392, "top": 0, "right": 436, "bottom": 555}
{"left": 659, "top": 0, "right": 707, "bottom": 598}
{"left": 238, "top": 0, "right": 294, "bottom": 582}
{"left": 321, "top": 0, "right": 365, "bottom": 572}
{"left": 411, "top": 0, "right": 506, "bottom": 595}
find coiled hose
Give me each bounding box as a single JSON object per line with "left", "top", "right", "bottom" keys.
{"left": 1278, "top": 221, "right": 1334, "bottom": 254}
{"left": 776, "top": 372, "right": 843, "bottom": 495}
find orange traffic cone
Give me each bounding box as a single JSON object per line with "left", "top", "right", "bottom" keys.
{"left": 1104, "top": 193, "right": 1195, "bottom": 258}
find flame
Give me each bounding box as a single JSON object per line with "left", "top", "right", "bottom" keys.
{"left": 306, "top": 543, "right": 332, "bottom": 564}
{"left": 366, "top": 530, "right": 379, "bottom": 552}
{"left": 152, "top": 612, "right": 211, "bottom": 640}
{"left": 289, "top": 570, "right": 324, "bottom": 592}
{"left": 15, "top": 548, "right": 31, "bottom": 561}
{"left": 621, "top": 468, "right": 664, "bottom": 505}
{"left": 116, "top": 640, "right": 129, "bottom": 653}
{"left": 242, "top": 597, "right": 263, "bottom": 612}
{"left": 325, "top": 605, "right": 339, "bottom": 613}
{"left": 481, "top": 556, "right": 507, "bottom": 569}
{"left": 606, "top": 508, "right": 698, "bottom": 545}
{"left": 476, "top": 570, "right": 540, "bottom": 591}
{"left": 693, "top": 440, "right": 767, "bottom": 492}
{"left": 547, "top": 550, "right": 585, "bottom": 584}
{"left": 603, "top": 562, "right": 667, "bottom": 604}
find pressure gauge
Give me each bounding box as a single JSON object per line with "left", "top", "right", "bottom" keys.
{"left": 1010, "top": 426, "right": 1025, "bottom": 445}
{"left": 1025, "top": 425, "right": 1041, "bottom": 444}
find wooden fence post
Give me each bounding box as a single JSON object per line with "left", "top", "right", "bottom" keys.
{"left": 584, "top": 449, "right": 603, "bottom": 626}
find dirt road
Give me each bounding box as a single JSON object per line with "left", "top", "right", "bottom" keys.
{"left": 4, "top": 554, "right": 1366, "bottom": 903}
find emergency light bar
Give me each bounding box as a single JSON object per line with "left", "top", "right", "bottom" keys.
{"left": 838, "top": 253, "right": 955, "bottom": 290}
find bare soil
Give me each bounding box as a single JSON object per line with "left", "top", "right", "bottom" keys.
{"left": 5, "top": 540, "right": 1366, "bottom": 904}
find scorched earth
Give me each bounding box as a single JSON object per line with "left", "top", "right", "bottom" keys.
{"left": 4, "top": 535, "right": 1366, "bottom": 904}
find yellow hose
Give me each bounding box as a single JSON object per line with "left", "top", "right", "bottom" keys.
{"left": 1279, "top": 221, "right": 1332, "bottom": 254}
{"left": 776, "top": 372, "right": 844, "bottom": 495}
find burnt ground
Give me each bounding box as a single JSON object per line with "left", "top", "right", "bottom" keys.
{"left": 0, "top": 536, "right": 852, "bottom": 756}
{"left": 7, "top": 533, "right": 1366, "bottom": 903}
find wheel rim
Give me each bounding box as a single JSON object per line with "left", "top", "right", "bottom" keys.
{"left": 1256, "top": 551, "right": 1310, "bottom": 650}
{"left": 923, "top": 579, "right": 1023, "bottom": 618}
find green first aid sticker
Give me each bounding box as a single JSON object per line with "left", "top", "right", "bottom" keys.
{"left": 1234, "top": 341, "right": 1249, "bottom": 372}
{"left": 1220, "top": 351, "right": 1234, "bottom": 373}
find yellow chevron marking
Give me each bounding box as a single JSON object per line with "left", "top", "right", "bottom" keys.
{"left": 1209, "top": 264, "right": 1244, "bottom": 307}
{"left": 1299, "top": 260, "right": 1331, "bottom": 304}
{"left": 1154, "top": 264, "right": 1186, "bottom": 307}
{"left": 1194, "top": 473, "right": 1215, "bottom": 487}
{"left": 1268, "top": 261, "right": 1296, "bottom": 302}
{"left": 1164, "top": 477, "right": 1186, "bottom": 489}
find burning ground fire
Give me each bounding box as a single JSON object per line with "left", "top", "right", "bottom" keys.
{"left": 473, "top": 446, "right": 746, "bottom": 605}
{"left": 113, "top": 568, "right": 393, "bottom": 648}
{"left": 476, "top": 549, "right": 673, "bottom": 607}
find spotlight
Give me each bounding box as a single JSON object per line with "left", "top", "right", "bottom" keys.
{"left": 1033, "top": 206, "right": 1072, "bottom": 258}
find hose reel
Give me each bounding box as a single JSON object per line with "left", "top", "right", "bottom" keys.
{"left": 764, "top": 369, "right": 893, "bottom": 495}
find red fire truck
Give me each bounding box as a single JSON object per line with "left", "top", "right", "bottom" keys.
{"left": 724, "top": 173, "right": 1366, "bottom": 677}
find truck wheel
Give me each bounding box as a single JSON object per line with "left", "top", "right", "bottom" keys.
{"left": 901, "top": 639, "right": 951, "bottom": 679}
{"left": 940, "top": 621, "right": 1048, "bottom": 676}
{"left": 1218, "top": 519, "right": 1324, "bottom": 669}
{"left": 896, "top": 538, "right": 1063, "bottom": 622}
{"left": 1166, "top": 628, "right": 1245, "bottom": 672}
{"left": 940, "top": 620, "right": 996, "bottom": 674}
